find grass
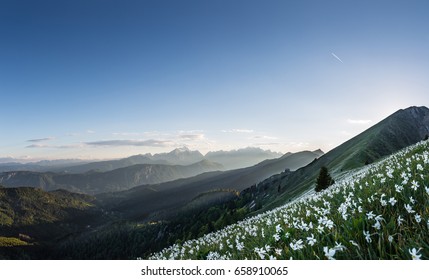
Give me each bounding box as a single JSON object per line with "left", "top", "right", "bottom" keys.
{"left": 0, "top": 237, "right": 30, "bottom": 247}
{"left": 150, "top": 140, "right": 429, "bottom": 260}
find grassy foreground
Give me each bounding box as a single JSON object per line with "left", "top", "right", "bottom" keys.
{"left": 150, "top": 140, "right": 429, "bottom": 260}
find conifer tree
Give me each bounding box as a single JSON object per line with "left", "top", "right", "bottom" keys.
{"left": 315, "top": 166, "right": 334, "bottom": 192}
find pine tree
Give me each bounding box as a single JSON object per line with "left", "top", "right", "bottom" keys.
{"left": 315, "top": 166, "right": 334, "bottom": 192}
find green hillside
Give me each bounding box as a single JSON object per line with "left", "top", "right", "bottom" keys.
{"left": 97, "top": 150, "right": 319, "bottom": 221}
{"left": 266, "top": 106, "right": 429, "bottom": 208}
{"left": 150, "top": 139, "right": 429, "bottom": 260}
{"left": 0, "top": 186, "right": 104, "bottom": 258}
{"left": 0, "top": 187, "right": 95, "bottom": 227}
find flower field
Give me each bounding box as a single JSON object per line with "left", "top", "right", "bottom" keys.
{"left": 149, "top": 140, "right": 429, "bottom": 260}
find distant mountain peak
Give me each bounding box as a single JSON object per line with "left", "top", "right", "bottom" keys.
{"left": 312, "top": 149, "right": 325, "bottom": 157}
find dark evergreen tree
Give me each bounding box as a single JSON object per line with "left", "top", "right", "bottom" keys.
{"left": 315, "top": 166, "right": 334, "bottom": 192}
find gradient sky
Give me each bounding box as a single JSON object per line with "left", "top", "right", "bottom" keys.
{"left": 1, "top": 0, "right": 429, "bottom": 161}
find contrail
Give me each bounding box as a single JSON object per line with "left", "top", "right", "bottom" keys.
{"left": 331, "top": 52, "right": 343, "bottom": 63}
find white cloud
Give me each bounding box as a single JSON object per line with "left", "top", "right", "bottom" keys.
{"left": 85, "top": 139, "right": 175, "bottom": 147}
{"left": 179, "top": 134, "right": 205, "bottom": 140}
{"left": 26, "top": 144, "right": 48, "bottom": 148}
{"left": 287, "top": 142, "right": 310, "bottom": 148}
{"left": 112, "top": 132, "right": 142, "bottom": 136}
{"left": 27, "top": 137, "right": 54, "bottom": 143}
{"left": 251, "top": 135, "right": 278, "bottom": 140}
{"left": 222, "top": 129, "right": 254, "bottom": 133}
{"left": 26, "top": 143, "right": 84, "bottom": 149}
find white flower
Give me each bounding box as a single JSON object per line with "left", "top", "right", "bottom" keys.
{"left": 363, "top": 230, "right": 372, "bottom": 243}
{"left": 375, "top": 215, "right": 384, "bottom": 222}
{"left": 388, "top": 235, "right": 394, "bottom": 243}
{"left": 395, "top": 184, "right": 404, "bottom": 193}
{"left": 397, "top": 216, "right": 404, "bottom": 226}
{"left": 417, "top": 164, "right": 423, "bottom": 171}
{"left": 306, "top": 234, "right": 317, "bottom": 246}
{"left": 275, "top": 248, "right": 282, "bottom": 256}
{"left": 415, "top": 214, "right": 422, "bottom": 223}
{"left": 373, "top": 221, "right": 381, "bottom": 230}
{"left": 269, "top": 255, "right": 277, "bottom": 260}
{"left": 290, "top": 239, "right": 304, "bottom": 251}
{"left": 275, "top": 224, "right": 282, "bottom": 233}
{"left": 425, "top": 186, "right": 429, "bottom": 195}
{"left": 236, "top": 242, "right": 244, "bottom": 251}
{"left": 206, "top": 251, "right": 221, "bottom": 260}
{"left": 405, "top": 204, "right": 415, "bottom": 213}
{"left": 410, "top": 197, "right": 415, "bottom": 204}
{"left": 409, "top": 248, "right": 422, "bottom": 260}
{"left": 254, "top": 247, "right": 267, "bottom": 259}
{"left": 325, "top": 219, "right": 334, "bottom": 229}
{"left": 366, "top": 211, "right": 376, "bottom": 220}
{"left": 334, "top": 242, "right": 346, "bottom": 252}
{"left": 323, "top": 246, "right": 336, "bottom": 260}
{"left": 273, "top": 233, "right": 281, "bottom": 242}
{"left": 388, "top": 197, "right": 397, "bottom": 206}
{"left": 411, "top": 180, "right": 419, "bottom": 191}
{"left": 358, "top": 206, "right": 363, "bottom": 213}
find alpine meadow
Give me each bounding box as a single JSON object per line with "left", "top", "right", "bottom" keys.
{"left": 1, "top": 0, "right": 429, "bottom": 266}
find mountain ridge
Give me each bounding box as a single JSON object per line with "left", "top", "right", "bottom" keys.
{"left": 0, "top": 147, "right": 285, "bottom": 174}
{"left": 264, "top": 105, "right": 429, "bottom": 209}
{"left": 0, "top": 160, "right": 223, "bottom": 195}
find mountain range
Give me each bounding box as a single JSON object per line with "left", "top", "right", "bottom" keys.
{"left": 97, "top": 150, "right": 321, "bottom": 220}
{"left": 1, "top": 105, "right": 429, "bottom": 259}
{"left": 0, "top": 159, "right": 223, "bottom": 195}
{"left": 0, "top": 147, "right": 282, "bottom": 173}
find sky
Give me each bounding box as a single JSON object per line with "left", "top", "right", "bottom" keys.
{"left": 1, "top": 0, "right": 429, "bottom": 161}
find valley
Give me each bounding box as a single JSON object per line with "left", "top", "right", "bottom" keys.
{"left": 1, "top": 106, "right": 429, "bottom": 259}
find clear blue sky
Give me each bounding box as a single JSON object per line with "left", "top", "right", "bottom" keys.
{"left": 1, "top": 0, "right": 428, "bottom": 161}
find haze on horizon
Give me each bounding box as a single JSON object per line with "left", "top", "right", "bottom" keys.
{"left": 1, "top": 0, "right": 429, "bottom": 161}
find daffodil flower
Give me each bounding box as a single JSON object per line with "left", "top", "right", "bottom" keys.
{"left": 323, "top": 247, "right": 336, "bottom": 260}
{"left": 366, "top": 211, "right": 376, "bottom": 220}
{"left": 409, "top": 248, "right": 422, "bottom": 260}
{"left": 388, "top": 197, "right": 397, "bottom": 206}
{"left": 363, "top": 230, "right": 372, "bottom": 243}
{"left": 397, "top": 215, "right": 404, "bottom": 226}
{"left": 306, "top": 234, "right": 317, "bottom": 246}
{"left": 405, "top": 204, "right": 415, "bottom": 213}
{"left": 415, "top": 214, "right": 421, "bottom": 223}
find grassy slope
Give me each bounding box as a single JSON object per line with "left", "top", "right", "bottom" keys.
{"left": 265, "top": 106, "right": 429, "bottom": 209}
{"left": 150, "top": 140, "right": 429, "bottom": 260}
